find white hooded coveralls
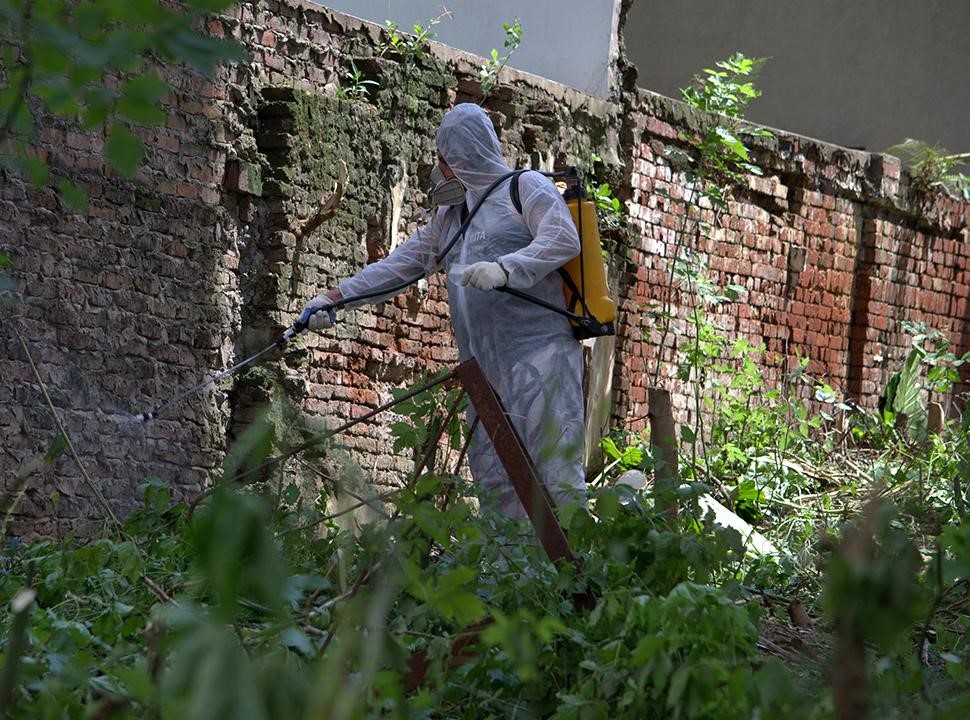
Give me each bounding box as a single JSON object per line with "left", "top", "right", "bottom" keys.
{"left": 338, "top": 104, "right": 587, "bottom": 516}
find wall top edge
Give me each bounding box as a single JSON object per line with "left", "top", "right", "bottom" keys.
{"left": 635, "top": 87, "right": 969, "bottom": 227}
{"left": 282, "top": 2, "right": 893, "bottom": 167}
{"left": 285, "top": 1, "right": 613, "bottom": 118}
{"left": 258, "top": 1, "right": 966, "bottom": 226}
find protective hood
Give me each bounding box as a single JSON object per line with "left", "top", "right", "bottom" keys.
{"left": 435, "top": 104, "right": 512, "bottom": 194}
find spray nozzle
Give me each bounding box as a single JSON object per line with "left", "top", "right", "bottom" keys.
{"left": 128, "top": 305, "right": 339, "bottom": 424}
{"left": 278, "top": 323, "right": 304, "bottom": 346}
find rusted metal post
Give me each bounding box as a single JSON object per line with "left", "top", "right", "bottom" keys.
{"left": 404, "top": 620, "right": 491, "bottom": 691}
{"left": 405, "top": 358, "right": 593, "bottom": 691}
{"left": 247, "top": 355, "right": 588, "bottom": 692}
{"left": 454, "top": 358, "right": 577, "bottom": 566}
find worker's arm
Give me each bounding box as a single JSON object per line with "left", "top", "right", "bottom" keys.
{"left": 336, "top": 207, "right": 449, "bottom": 307}
{"left": 498, "top": 171, "right": 581, "bottom": 289}
{"left": 300, "top": 208, "right": 449, "bottom": 329}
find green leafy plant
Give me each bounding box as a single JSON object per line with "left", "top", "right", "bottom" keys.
{"left": 598, "top": 432, "right": 648, "bottom": 479}
{"left": 478, "top": 17, "right": 522, "bottom": 95}
{"left": 885, "top": 138, "right": 970, "bottom": 201}
{"left": 378, "top": 9, "right": 452, "bottom": 64}
{"left": 587, "top": 180, "right": 627, "bottom": 231}
{"left": 644, "top": 52, "right": 773, "bottom": 493}
{"left": 335, "top": 59, "right": 379, "bottom": 101}
{"left": 0, "top": 363, "right": 813, "bottom": 719}
{"left": 672, "top": 52, "right": 773, "bottom": 208}
{"left": 7, "top": 363, "right": 970, "bottom": 717}
{"left": 376, "top": 9, "right": 453, "bottom": 125}
{"left": 582, "top": 153, "right": 629, "bottom": 236}
{"left": 0, "top": 0, "right": 246, "bottom": 208}
{"left": 882, "top": 321, "right": 970, "bottom": 440}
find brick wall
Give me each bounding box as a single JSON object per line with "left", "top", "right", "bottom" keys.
{"left": 612, "top": 93, "right": 970, "bottom": 430}
{"left": 1, "top": 0, "right": 967, "bottom": 536}
{"left": 0, "top": 0, "right": 615, "bottom": 536}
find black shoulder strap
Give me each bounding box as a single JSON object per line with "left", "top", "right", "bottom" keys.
{"left": 508, "top": 169, "right": 529, "bottom": 214}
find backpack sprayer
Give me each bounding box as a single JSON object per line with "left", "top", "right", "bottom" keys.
{"left": 133, "top": 167, "right": 616, "bottom": 423}
{"left": 505, "top": 166, "right": 616, "bottom": 339}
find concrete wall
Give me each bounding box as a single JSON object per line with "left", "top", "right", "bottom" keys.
{"left": 318, "top": 0, "right": 621, "bottom": 98}
{"left": 625, "top": 0, "right": 970, "bottom": 163}
{"left": 2, "top": 0, "right": 968, "bottom": 537}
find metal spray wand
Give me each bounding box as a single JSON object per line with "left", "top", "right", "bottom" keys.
{"left": 131, "top": 308, "right": 336, "bottom": 423}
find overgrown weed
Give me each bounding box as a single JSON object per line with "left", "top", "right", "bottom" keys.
{"left": 3, "top": 338, "right": 970, "bottom": 717}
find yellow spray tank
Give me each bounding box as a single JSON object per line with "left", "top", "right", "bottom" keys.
{"left": 508, "top": 167, "right": 617, "bottom": 339}
{"left": 559, "top": 172, "right": 617, "bottom": 339}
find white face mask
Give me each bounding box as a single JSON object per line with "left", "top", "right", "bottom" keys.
{"left": 429, "top": 165, "right": 466, "bottom": 207}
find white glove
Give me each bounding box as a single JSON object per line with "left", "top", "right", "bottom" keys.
{"left": 299, "top": 293, "right": 337, "bottom": 331}
{"left": 459, "top": 261, "right": 507, "bottom": 291}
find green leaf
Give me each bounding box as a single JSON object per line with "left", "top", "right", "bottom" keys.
{"left": 56, "top": 177, "right": 88, "bottom": 212}
{"left": 735, "top": 478, "right": 761, "bottom": 504}
{"left": 601, "top": 437, "right": 623, "bottom": 462}
{"left": 430, "top": 567, "right": 485, "bottom": 624}
{"left": 282, "top": 483, "right": 300, "bottom": 505}
{"left": 595, "top": 489, "right": 620, "bottom": 520}
{"left": 106, "top": 124, "right": 144, "bottom": 177}
{"left": 714, "top": 127, "right": 749, "bottom": 160}
{"left": 190, "top": 486, "right": 287, "bottom": 621}
{"left": 280, "top": 627, "right": 314, "bottom": 657}
{"left": 30, "top": 36, "right": 73, "bottom": 75}
{"left": 122, "top": 73, "right": 168, "bottom": 102}
{"left": 891, "top": 347, "right": 927, "bottom": 437}
{"left": 116, "top": 540, "right": 144, "bottom": 583}
{"left": 621, "top": 445, "right": 645, "bottom": 467}
{"left": 77, "top": 86, "right": 114, "bottom": 129}
{"left": 45, "top": 431, "right": 68, "bottom": 464}
{"left": 666, "top": 665, "right": 691, "bottom": 708}
{"left": 118, "top": 73, "right": 169, "bottom": 124}
{"left": 20, "top": 154, "right": 50, "bottom": 186}
{"left": 558, "top": 693, "right": 588, "bottom": 708}
{"left": 725, "top": 284, "right": 747, "bottom": 300}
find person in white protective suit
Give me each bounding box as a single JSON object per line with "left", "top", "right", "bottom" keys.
{"left": 300, "top": 103, "right": 587, "bottom": 518}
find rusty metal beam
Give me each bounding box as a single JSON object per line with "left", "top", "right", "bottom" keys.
{"left": 454, "top": 358, "right": 576, "bottom": 565}
{"left": 404, "top": 620, "right": 491, "bottom": 691}
{"left": 404, "top": 358, "right": 594, "bottom": 691}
